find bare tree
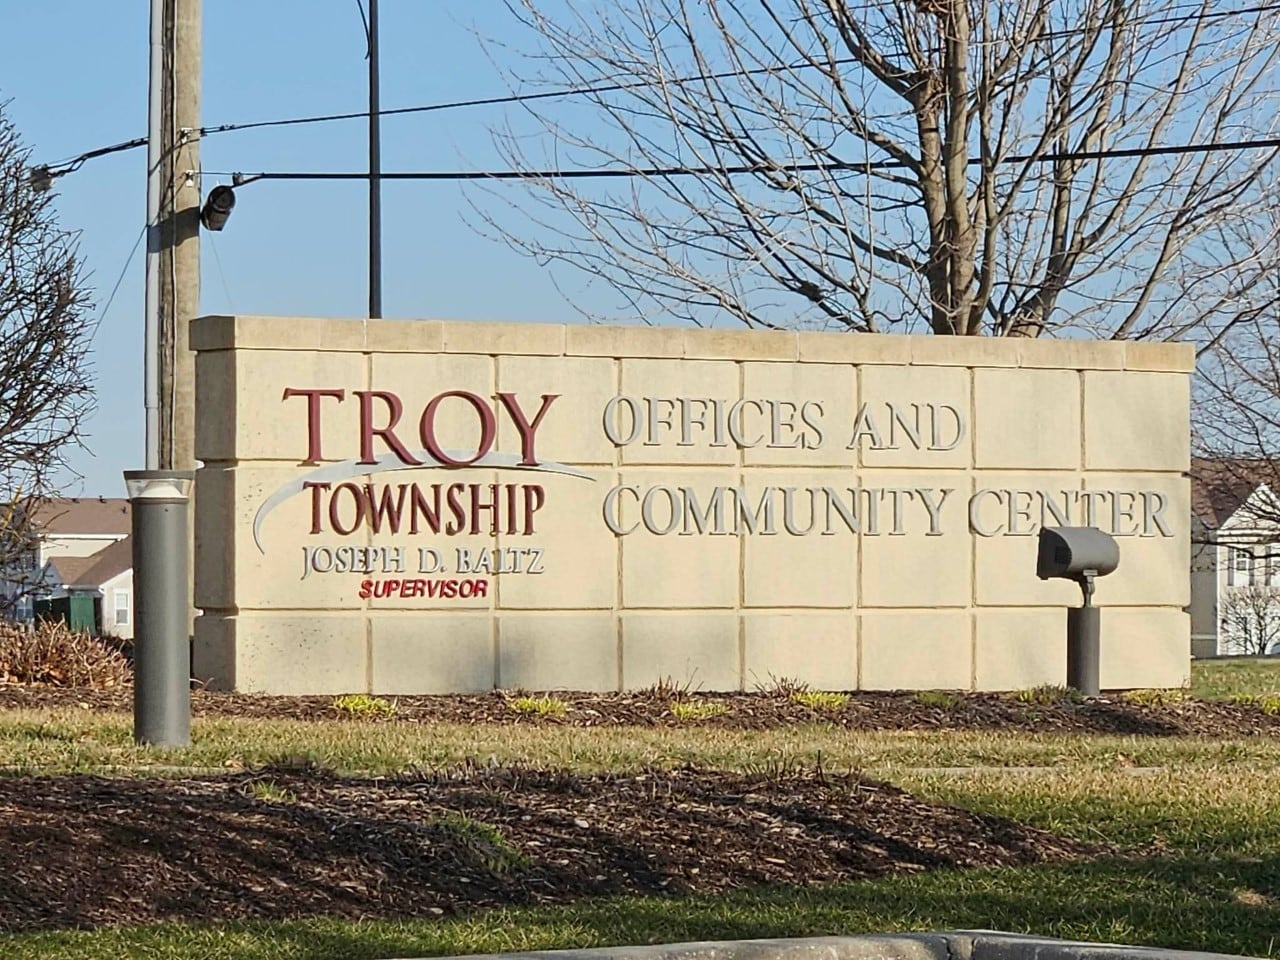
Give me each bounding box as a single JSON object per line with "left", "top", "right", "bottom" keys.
{"left": 0, "top": 103, "right": 96, "bottom": 613}
{"left": 471, "top": 0, "right": 1280, "bottom": 336}
{"left": 1220, "top": 585, "right": 1280, "bottom": 656}
{"left": 1190, "top": 186, "right": 1280, "bottom": 538}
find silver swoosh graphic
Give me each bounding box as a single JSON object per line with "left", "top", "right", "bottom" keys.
{"left": 252, "top": 450, "right": 594, "bottom": 552}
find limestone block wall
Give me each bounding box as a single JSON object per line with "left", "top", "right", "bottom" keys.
{"left": 191, "top": 315, "right": 1193, "bottom": 695}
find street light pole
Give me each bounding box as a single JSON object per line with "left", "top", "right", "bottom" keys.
{"left": 368, "top": 0, "right": 382, "bottom": 319}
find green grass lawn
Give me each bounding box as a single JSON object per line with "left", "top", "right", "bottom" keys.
{"left": 2, "top": 659, "right": 1280, "bottom": 959}
{"left": 8, "top": 854, "right": 1278, "bottom": 960}
{"left": 1191, "top": 656, "right": 1280, "bottom": 700}
{"left": 6, "top": 709, "right": 1280, "bottom": 774}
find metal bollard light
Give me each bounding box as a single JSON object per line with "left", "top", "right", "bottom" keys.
{"left": 124, "top": 470, "right": 194, "bottom": 747}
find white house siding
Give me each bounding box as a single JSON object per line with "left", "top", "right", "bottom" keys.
{"left": 38, "top": 534, "right": 126, "bottom": 562}
{"left": 1198, "top": 486, "right": 1280, "bottom": 656}
{"left": 100, "top": 570, "right": 134, "bottom": 640}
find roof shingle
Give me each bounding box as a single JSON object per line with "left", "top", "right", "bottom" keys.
{"left": 30, "top": 498, "right": 131, "bottom": 537}
{"left": 46, "top": 538, "right": 133, "bottom": 589}
{"left": 1190, "top": 457, "right": 1279, "bottom": 528}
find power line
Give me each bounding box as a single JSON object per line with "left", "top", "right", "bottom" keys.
{"left": 85, "top": 222, "right": 147, "bottom": 341}
{"left": 207, "top": 134, "right": 1280, "bottom": 187}
{"left": 35, "top": 1, "right": 1280, "bottom": 180}
{"left": 179, "top": 0, "right": 1280, "bottom": 140}
{"left": 43, "top": 136, "right": 148, "bottom": 174}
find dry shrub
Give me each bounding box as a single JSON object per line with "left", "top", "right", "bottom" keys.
{"left": 0, "top": 620, "right": 132, "bottom": 688}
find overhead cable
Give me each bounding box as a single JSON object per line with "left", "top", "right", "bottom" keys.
{"left": 35, "top": 1, "right": 1280, "bottom": 179}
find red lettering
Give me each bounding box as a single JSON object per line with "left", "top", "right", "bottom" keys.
{"left": 419, "top": 391, "right": 495, "bottom": 467}
{"left": 283, "top": 388, "right": 345, "bottom": 462}
{"left": 469, "top": 483, "right": 500, "bottom": 535}
{"left": 354, "top": 390, "right": 420, "bottom": 466}
{"left": 505, "top": 485, "right": 519, "bottom": 535}
{"left": 304, "top": 481, "right": 331, "bottom": 534}
{"left": 445, "top": 483, "right": 467, "bottom": 535}
{"left": 497, "top": 393, "right": 559, "bottom": 466}
{"left": 410, "top": 485, "right": 441, "bottom": 534}
{"left": 364, "top": 483, "right": 407, "bottom": 534}
{"left": 284, "top": 390, "right": 559, "bottom": 470}
{"left": 359, "top": 577, "right": 492, "bottom": 602}
{"left": 522, "top": 485, "right": 546, "bottom": 535}
{"left": 328, "top": 482, "right": 366, "bottom": 536}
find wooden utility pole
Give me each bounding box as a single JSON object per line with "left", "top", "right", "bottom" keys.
{"left": 367, "top": 0, "right": 382, "bottom": 318}
{"left": 143, "top": 0, "right": 201, "bottom": 639}
{"left": 156, "top": 0, "right": 201, "bottom": 473}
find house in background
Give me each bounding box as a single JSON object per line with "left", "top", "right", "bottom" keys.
{"left": 1189, "top": 459, "right": 1280, "bottom": 657}
{"left": 0, "top": 497, "right": 134, "bottom": 638}
{"left": 38, "top": 538, "right": 134, "bottom": 638}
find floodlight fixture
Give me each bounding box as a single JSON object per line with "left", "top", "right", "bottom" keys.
{"left": 1035, "top": 525, "right": 1121, "bottom": 698}
{"left": 200, "top": 184, "right": 236, "bottom": 231}
{"left": 1035, "top": 525, "right": 1120, "bottom": 600}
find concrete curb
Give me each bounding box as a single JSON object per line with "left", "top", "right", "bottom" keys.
{"left": 396, "top": 932, "right": 1263, "bottom": 960}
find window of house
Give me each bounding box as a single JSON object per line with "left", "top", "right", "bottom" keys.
{"left": 114, "top": 590, "right": 130, "bottom": 626}
{"left": 1230, "top": 548, "right": 1252, "bottom": 586}
{"left": 1250, "top": 546, "right": 1274, "bottom": 586}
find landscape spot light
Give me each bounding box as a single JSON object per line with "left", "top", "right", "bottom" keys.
{"left": 200, "top": 184, "right": 236, "bottom": 231}
{"left": 1035, "top": 526, "right": 1119, "bottom": 585}
{"left": 1036, "top": 525, "right": 1120, "bottom": 697}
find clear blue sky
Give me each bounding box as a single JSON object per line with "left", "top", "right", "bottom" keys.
{"left": 0, "top": 1, "right": 609, "bottom": 496}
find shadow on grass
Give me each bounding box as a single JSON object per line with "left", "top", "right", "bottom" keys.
{"left": 9, "top": 855, "right": 1280, "bottom": 960}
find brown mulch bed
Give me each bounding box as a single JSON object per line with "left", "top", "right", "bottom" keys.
{"left": 1, "top": 685, "right": 1279, "bottom": 737}
{"left": 0, "top": 765, "right": 1106, "bottom": 933}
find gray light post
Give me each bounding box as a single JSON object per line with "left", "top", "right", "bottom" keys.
{"left": 1036, "top": 526, "right": 1120, "bottom": 698}
{"left": 125, "top": 470, "right": 195, "bottom": 747}
{"left": 1066, "top": 578, "right": 1102, "bottom": 697}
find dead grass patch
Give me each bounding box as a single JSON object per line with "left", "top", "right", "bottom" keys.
{"left": 0, "top": 622, "right": 130, "bottom": 688}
